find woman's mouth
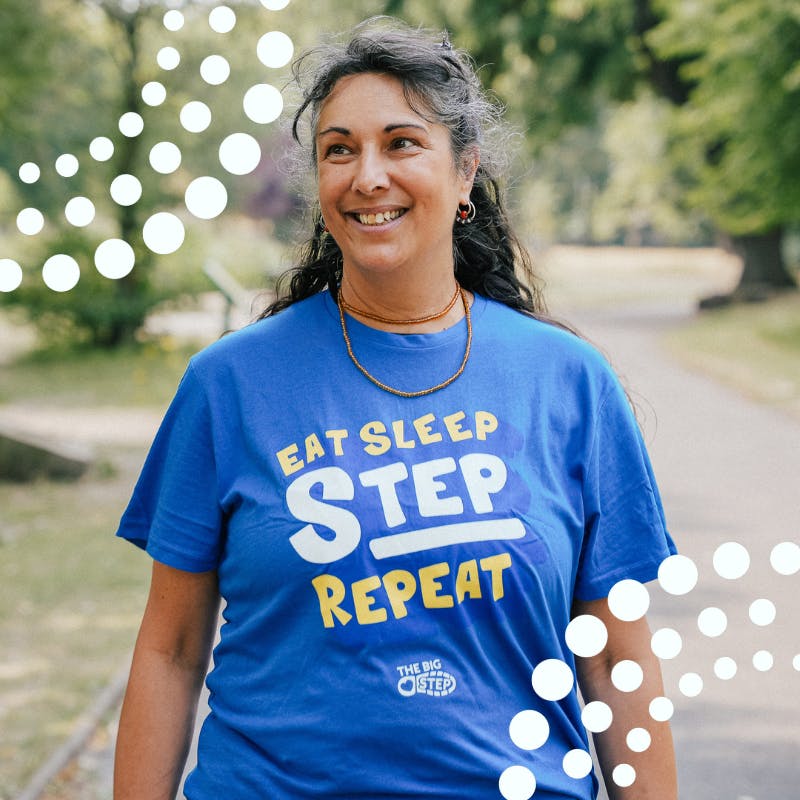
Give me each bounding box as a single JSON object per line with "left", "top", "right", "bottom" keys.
{"left": 353, "top": 209, "right": 407, "bottom": 226}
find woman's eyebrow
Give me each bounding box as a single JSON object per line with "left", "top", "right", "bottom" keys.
{"left": 317, "top": 122, "right": 428, "bottom": 138}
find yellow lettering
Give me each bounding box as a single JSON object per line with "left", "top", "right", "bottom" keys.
{"left": 455, "top": 559, "right": 482, "bottom": 602}
{"left": 475, "top": 411, "right": 499, "bottom": 441}
{"left": 305, "top": 433, "right": 325, "bottom": 464}
{"left": 361, "top": 421, "right": 391, "bottom": 456}
{"left": 383, "top": 569, "right": 417, "bottom": 619}
{"left": 443, "top": 411, "right": 473, "bottom": 442}
{"left": 392, "top": 419, "right": 415, "bottom": 449}
{"left": 419, "top": 562, "right": 454, "bottom": 609}
{"left": 480, "top": 553, "right": 512, "bottom": 600}
{"left": 351, "top": 575, "right": 387, "bottom": 625}
{"left": 276, "top": 443, "right": 304, "bottom": 477}
{"left": 325, "top": 429, "right": 349, "bottom": 456}
{"left": 413, "top": 413, "right": 443, "bottom": 446}
{"left": 311, "top": 574, "right": 352, "bottom": 628}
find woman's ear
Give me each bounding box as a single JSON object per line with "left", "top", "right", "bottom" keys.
{"left": 459, "top": 147, "right": 480, "bottom": 197}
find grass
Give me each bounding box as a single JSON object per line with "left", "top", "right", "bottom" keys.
{"left": 665, "top": 292, "right": 800, "bottom": 420}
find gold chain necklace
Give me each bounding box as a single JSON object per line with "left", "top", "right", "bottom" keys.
{"left": 337, "top": 286, "right": 472, "bottom": 398}
{"left": 338, "top": 283, "right": 460, "bottom": 325}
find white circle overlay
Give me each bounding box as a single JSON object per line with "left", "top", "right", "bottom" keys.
{"left": 612, "top": 764, "right": 636, "bottom": 788}
{"left": 150, "top": 141, "right": 182, "bottom": 175}
{"left": 142, "top": 212, "right": 185, "bottom": 255}
{"left": 753, "top": 650, "right": 774, "bottom": 672}
{"left": 17, "top": 208, "right": 45, "bottom": 236}
{"left": 650, "top": 627, "right": 683, "bottom": 660}
{"left": 142, "top": 81, "right": 167, "bottom": 107}
{"left": 110, "top": 174, "right": 143, "bottom": 207}
{"left": 562, "top": 749, "right": 593, "bottom": 780}
{"left": 770, "top": 541, "right": 800, "bottom": 576}
{"left": 626, "top": 727, "right": 651, "bottom": 753}
{"left": 209, "top": 6, "right": 237, "bottom": 34}
{"left": 219, "top": 133, "right": 261, "bottom": 176}
{"left": 611, "top": 660, "right": 644, "bottom": 693}
{"left": 749, "top": 598, "right": 776, "bottom": 627}
{"left": 713, "top": 541, "right": 750, "bottom": 580}
{"left": 679, "top": 672, "right": 704, "bottom": 698}
{"left": 119, "top": 112, "right": 144, "bottom": 138}
{"left": 185, "top": 176, "right": 228, "bottom": 220}
{"left": 608, "top": 579, "right": 650, "bottom": 621}
{"left": 43, "top": 254, "right": 80, "bottom": 292}
{"left": 565, "top": 614, "right": 608, "bottom": 658}
{"left": 243, "top": 83, "right": 284, "bottom": 124}
{"left": 256, "top": 30, "right": 294, "bottom": 69}
{"left": 498, "top": 765, "right": 536, "bottom": 800}
{"left": 95, "top": 238, "right": 135, "bottom": 279}
{"left": 181, "top": 101, "right": 212, "bottom": 133}
{"left": 509, "top": 710, "right": 550, "bottom": 751}
{"left": 697, "top": 606, "right": 727, "bottom": 638}
{"left": 89, "top": 137, "right": 114, "bottom": 161}
{"left": 581, "top": 701, "right": 613, "bottom": 733}
{"left": 19, "top": 162, "right": 40, "bottom": 184}
{"left": 201, "top": 54, "right": 231, "bottom": 85}
{"left": 55, "top": 154, "right": 79, "bottom": 177}
{"left": 260, "top": 0, "right": 291, "bottom": 9}
{"left": 649, "top": 696, "right": 674, "bottom": 722}
{"left": 657, "top": 553, "right": 699, "bottom": 595}
{"left": 531, "top": 659, "right": 574, "bottom": 702}
{"left": 163, "top": 9, "right": 184, "bottom": 31}
{"left": 64, "top": 196, "right": 96, "bottom": 227}
{"left": 157, "top": 46, "right": 181, "bottom": 71}
{"left": 714, "top": 656, "right": 737, "bottom": 681}
{"left": 0, "top": 259, "right": 23, "bottom": 292}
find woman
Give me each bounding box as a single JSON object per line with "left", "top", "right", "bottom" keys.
{"left": 114, "top": 20, "right": 678, "bottom": 800}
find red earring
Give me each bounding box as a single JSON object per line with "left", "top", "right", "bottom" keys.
{"left": 456, "top": 201, "right": 476, "bottom": 224}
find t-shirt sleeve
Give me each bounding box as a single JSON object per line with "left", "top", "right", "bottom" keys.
{"left": 574, "top": 374, "right": 676, "bottom": 601}
{"left": 115, "top": 363, "right": 223, "bottom": 573}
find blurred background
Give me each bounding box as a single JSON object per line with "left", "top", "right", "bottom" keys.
{"left": 0, "top": 1, "right": 798, "bottom": 798}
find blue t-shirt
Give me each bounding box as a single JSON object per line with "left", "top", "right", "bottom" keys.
{"left": 117, "top": 292, "right": 675, "bottom": 799}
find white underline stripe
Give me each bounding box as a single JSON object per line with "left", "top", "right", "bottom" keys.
{"left": 369, "top": 518, "right": 526, "bottom": 560}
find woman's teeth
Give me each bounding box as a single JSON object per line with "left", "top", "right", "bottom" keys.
{"left": 356, "top": 209, "right": 404, "bottom": 226}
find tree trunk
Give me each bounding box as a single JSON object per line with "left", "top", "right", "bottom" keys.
{"left": 700, "top": 227, "right": 797, "bottom": 308}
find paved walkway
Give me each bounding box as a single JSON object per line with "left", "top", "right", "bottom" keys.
{"left": 20, "top": 292, "right": 800, "bottom": 799}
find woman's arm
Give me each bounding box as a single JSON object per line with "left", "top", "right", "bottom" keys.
{"left": 114, "top": 561, "right": 220, "bottom": 800}
{"left": 572, "top": 596, "right": 678, "bottom": 800}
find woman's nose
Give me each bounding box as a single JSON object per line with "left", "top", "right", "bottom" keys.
{"left": 352, "top": 148, "right": 389, "bottom": 194}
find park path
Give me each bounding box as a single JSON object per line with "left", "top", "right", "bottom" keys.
{"left": 15, "top": 252, "right": 800, "bottom": 799}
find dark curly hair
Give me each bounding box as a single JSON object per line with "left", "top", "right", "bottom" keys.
{"left": 257, "top": 18, "right": 547, "bottom": 319}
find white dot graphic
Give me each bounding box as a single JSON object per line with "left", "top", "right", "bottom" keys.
{"left": 17, "top": 208, "right": 45, "bottom": 236}
{"left": 243, "top": 83, "right": 284, "bottom": 124}
{"left": 260, "top": 0, "right": 291, "bottom": 9}
{"left": 650, "top": 627, "right": 682, "bottom": 660}
{"left": 608, "top": 579, "right": 650, "bottom": 621}
{"left": 753, "top": 650, "right": 774, "bottom": 672}
{"left": 749, "top": 598, "right": 776, "bottom": 627}
{"left": 509, "top": 710, "right": 549, "bottom": 751}
{"left": 201, "top": 55, "right": 231, "bottom": 85}
{"left": 531, "top": 659, "right": 574, "bottom": 701}
{"left": 581, "top": 701, "right": 613, "bottom": 733}
{"left": 714, "top": 657, "right": 737, "bottom": 681}
{"left": 181, "top": 101, "right": 212, "bottom": 133}
{"left": 498, "top": 765, "right": 536, "bottom": 800}
{"left": 649, "top": 696, "right": 674, "bottom": 722}
{"left": 0, "top": 259, "right": 23, "bottom": 292}
{"left": 119, "top": 112, "right": 144, "bottom": 138}
{"left": 89, "top": 137, "right": 114, "bottom": 161}
{"left": 55, "top": 154, "right": 79, "bottom": 177}
{"left": 679, "top": 672, "right": 703, "bottom": 698}
{"left": 611, "top": 660, "right": 644, "bottom": 693}
{"left": 793, "top": 655, "right": 800, "bottom": 671}
{"left": 713, "top": 541, "right": 750, "bottom": 580}
{"left": 562, "top": 749, "right": 593, "bottom": 779}
{"left": 110, "top": 174, "right": 143, "bottom": 207}
{"left": 19, "top": 162, "right": 40, "bottom": 184}
{"left": 565, "top": 614, "right": 608, "bottom": 658}
{"left": 626, "top": 727, "right": 651, "bottom": 752}
{"left": 185, "top": 176, "right": 228, "bottom": 220}
{"left": 143, "top": 212, "right": 185, "bottom": 255}
{"left": 612, "top": 764, "right": 636, "bottom": 788}
{"left": 256, "top": 31, "right": 294, "bottom": 69}
{"left": 42, "top": 254, "right": 80, "bottom": 292}
{"left": 219, "top": 133, "right": 261, "bottom": 176}
{"left": 209, "top": 6, "right": 237, "bottom": 34}
{"left": 163, "top": 9, "right": 184, "bottom": 31}
{"left": 770, "top": 541, "right": 800, "bottom": 576}
{"left": 657, "top": 553, "right": 699, "bottom": 595}
{"left": 142, "top": 81, "right": 167, "bottom": 107}
{"left": 697, "top": 606, "right": 727, "bottom": 638}
{"left": 157, "top": 46, "right": 181, "bottom": 71}
{"left": 64, "top": 196, "right": 96, "bottom": 227}
{"left": 95, "top": 239, "right": 135, "bottom": 280}
{"left": 150, "top": 142, "right": 182, "bottom": 175}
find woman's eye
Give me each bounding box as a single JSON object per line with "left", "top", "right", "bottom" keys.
{"left": 325, "top": 144, "right": 350, "bottom": 157}
{"left": 391, "top": 137, "right": 416, "bottom": 150}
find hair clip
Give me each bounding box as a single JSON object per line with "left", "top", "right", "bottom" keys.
{"left": 439, "top": 32, "right": 452, "bottom": 51}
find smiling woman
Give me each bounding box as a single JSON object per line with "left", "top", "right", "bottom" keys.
{"left": 113, "top": 18, "right": 678, "bottom": 800}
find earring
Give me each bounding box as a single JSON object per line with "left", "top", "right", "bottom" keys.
{"left": 456, "top": 201, "right": 476, "bottom": 225}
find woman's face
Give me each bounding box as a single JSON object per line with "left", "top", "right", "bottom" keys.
{"left": 315, "top": 72, "right": 476, "bottom": 286}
